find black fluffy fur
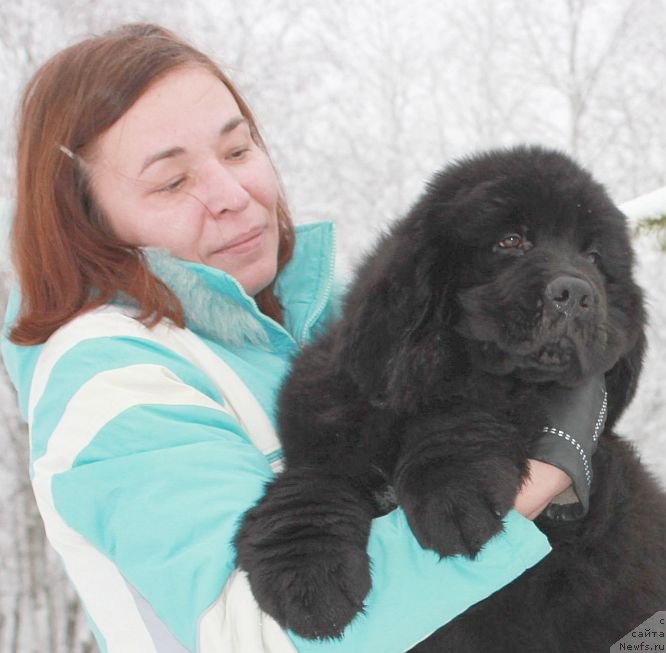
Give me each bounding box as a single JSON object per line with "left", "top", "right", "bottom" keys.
{"left": 234, "top": 146, "right": 666, "bottom": 650}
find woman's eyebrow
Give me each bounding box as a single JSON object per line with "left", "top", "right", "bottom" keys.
{"left": 220, "top": 116, "right": 247, "bottom": 136}
{"left": 138, "top": 117, "right": 248, "bottom": 176}
{"left": 139, "top": 146, "right": 185, "bottom": 176}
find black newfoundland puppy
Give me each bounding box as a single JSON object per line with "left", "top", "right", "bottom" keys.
{"left": 236, "top": 145, "right": 666, "bottom": 651}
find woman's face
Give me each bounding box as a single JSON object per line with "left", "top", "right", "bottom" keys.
{"left": 89, "top": 66, "right": 281, "bottom": 296}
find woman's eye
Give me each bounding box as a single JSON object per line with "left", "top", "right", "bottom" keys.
{"left": 228, "top": 147, "right": 250, "bottom": 160}
{"left": 157, "top": 176, "right": 187, "bottom": 193}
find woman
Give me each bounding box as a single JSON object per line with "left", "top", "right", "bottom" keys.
{"left": 2, "top": 23, "right": 597, "bottom": 653}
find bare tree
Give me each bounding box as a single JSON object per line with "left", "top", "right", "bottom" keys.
{"left": 513, "top": 0, "right": 665, "bottom": 199}
{"left": 0, "top": 272, "right": 98, "bottom": 652}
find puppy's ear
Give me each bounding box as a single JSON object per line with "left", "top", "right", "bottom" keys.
{"left": 334, "top": 199, "right": 466, "bottom": 414}
{"left": 604, "top": 326, "right": 646, "bottom": 430}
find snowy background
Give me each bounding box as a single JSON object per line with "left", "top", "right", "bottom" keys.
{"left": 0, "top": 1, "right": 664, "bottom": 651}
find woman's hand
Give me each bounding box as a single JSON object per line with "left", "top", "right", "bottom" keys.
{"left": 528, "top": 374, "right": 608, "bottom": 519}
{"left": 514, "top": 459, "right": 573, "bottom": 520}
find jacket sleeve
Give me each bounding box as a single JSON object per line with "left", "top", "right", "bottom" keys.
{"left": 292, "top": 509, "right": 549, "bottom": 652}
{"left": 23, "top": 326, "right": 283, "bottom": 652}
{"left": 14, "top": 318, "right": 550, "bottom": 653}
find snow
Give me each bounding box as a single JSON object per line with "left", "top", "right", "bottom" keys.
{"left": 622, "top": 186, "right": 666, "bottom": 226}
{"left": 616, "top": 194, "right": 666, "bottom": 485}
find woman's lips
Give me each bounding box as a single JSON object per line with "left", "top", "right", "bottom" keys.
{"left": 215, "top": 227, "right": 264, "bottom": 255}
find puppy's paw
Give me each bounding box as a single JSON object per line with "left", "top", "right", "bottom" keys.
{"left": 241, "top": 532, "right": 371, "bottom": 639}
{"left": 396, "top": 457, "right": 521, "bottom": 558}
{"left": 234, "top": 472, "right": 372, "bottom": 639}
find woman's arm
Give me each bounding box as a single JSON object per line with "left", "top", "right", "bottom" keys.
{"left": 9, "top": 310, "right": 551, "bottom": 653}
{"left": 290, "top": 508, "right": 549, "bottom": 653}
{"left": 515, "top": 376, "right": 608, "bottom": 521}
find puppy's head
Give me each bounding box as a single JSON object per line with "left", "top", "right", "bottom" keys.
{"left": 336, "top": 146, "right": 645, "bottom": 427}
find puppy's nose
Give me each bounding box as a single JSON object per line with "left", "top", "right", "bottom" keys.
{"left": 545, "top": 276, "right": 593, "bottom": 317}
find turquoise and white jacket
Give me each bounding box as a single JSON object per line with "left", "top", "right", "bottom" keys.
{"left": 2, "top": 222, "right": 551, "bottom": 653}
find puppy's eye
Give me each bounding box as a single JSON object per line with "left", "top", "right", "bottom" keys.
{"left": 498, "top": 234, "right": 523, "bottom": 249}
{"left": 493, "top": 232, "right": 533, "bottom": 254}
{"left": 586, "top": 249, "right": 601, "bottom": 265}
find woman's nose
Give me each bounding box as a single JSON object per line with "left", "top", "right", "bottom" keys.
{"left": 201, "top": 160, "right": 250, "bottom": 216}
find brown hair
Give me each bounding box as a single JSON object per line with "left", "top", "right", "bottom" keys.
{"left": 10, "top": 23, "right": 295, "bottom": 345}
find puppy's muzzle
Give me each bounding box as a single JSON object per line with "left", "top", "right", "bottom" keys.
{"left": 544, "top": 275, "right": 593, "bottom": 320}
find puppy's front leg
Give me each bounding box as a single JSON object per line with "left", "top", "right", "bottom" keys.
{"left": 394, "top": 409, "right": 528, "bottom": 558}
{"left": 234, "top": 467, "right": 375, "bottom": 639}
